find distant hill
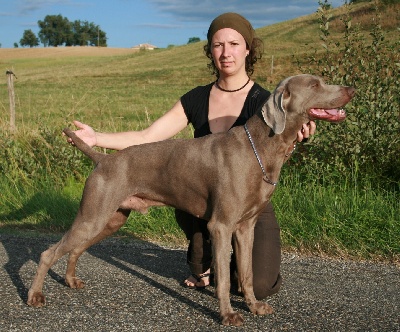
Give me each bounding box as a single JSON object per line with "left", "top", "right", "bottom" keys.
{"left": 254, "top": 1, "right": 399, "bottom": 82}
{"left": 1, "top": 1, "right": 397, "bottom": 85}
{"left": 257, "top": 1, "right": 399, "bottom": 57}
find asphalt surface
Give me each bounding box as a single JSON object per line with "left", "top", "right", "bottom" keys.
{"left": 0, "top": 233, "right": 399, "bottom": 332}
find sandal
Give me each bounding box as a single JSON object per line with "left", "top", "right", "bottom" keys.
{"left": 182, "top": 272, "right": 212, "bottom": 290}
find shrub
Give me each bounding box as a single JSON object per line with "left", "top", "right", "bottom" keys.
{"left": 0, "top": 128, "right": 93, "bottom": 184}
{"left": 293, "top": 0, "right": 399, "bottom": 188}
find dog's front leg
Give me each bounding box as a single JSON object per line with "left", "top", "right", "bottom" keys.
{"left": 208, "top": 220, "right": 244, "bottom": 326}
{"left": 233, "top": 217, "right": 274, "bottom": 316}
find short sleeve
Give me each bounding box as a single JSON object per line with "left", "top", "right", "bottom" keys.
{"left": 180, "top": 83, "right": 214, "bottom": 136}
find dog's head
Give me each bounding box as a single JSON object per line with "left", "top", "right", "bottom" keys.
{"left": 261, "top": 74, "right": 355, "bottom": 134}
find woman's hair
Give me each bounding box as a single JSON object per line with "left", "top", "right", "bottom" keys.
{"left": 203, "top": 37, "right": 264, "bottom": 78}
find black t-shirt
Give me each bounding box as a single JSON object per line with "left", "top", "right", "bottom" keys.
{"left": 181, "top": 82, "right": 270, "bottom": 138}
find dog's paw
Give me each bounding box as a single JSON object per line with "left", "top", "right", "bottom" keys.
{"left": 249, "top": 301, "right": 274, "bottom": 315}
{"left": 27, "top": 291, "right": 46, "bottom": 307}
{"left": 65, "top": 276, "right": 85, "bottom": 289}
{"left": 221, "top": 312, "right": 244, "bottom": 326}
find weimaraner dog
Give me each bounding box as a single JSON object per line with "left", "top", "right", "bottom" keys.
{"left": 27, "top": 74, "right": 355, "bottom": 326}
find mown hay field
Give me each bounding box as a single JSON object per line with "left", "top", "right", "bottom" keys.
{"left": 0, "top": 47, "right": 138, "bottom": 60}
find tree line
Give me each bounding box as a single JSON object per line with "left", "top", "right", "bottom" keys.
{"left": 19, "top": 14, "right": 107, "bottom": 48}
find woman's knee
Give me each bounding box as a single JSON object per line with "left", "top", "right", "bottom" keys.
{"left": 253, "top": 273, "right": 282, "bottom": 300}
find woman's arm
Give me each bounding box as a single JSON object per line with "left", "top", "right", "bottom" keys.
{"left": 68, "top": 100, "right": 189, "bottom": 151}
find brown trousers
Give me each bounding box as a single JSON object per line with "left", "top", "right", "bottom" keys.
{"left": 175, "top": 201, "right": 282, "bottom": 300}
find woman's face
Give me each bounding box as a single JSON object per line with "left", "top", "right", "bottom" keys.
{"left": 211, "top": 28, "right": 249, "bottom": 77}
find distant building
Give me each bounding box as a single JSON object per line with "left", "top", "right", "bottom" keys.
{"left": 131, "top": 43, "right": 157, "bottom": 50}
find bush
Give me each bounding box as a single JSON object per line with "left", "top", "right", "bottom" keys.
{"left": 0, "top": 127, "right": 94, "bottom": 184}
{"left": 293, "top": 0, "right": 399, "bottom": 188}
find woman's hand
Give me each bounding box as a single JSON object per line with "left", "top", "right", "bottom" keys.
{"left": 296, "top": 121, "right": 316, "bottom": 142}
{"left": 66, "top": 120, "right": 97, "bottom": 148}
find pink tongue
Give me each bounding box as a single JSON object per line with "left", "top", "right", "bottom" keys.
{"left": 309, "top": 108, "right": 346, "bottom": 122}
{"left": 325, "top": 109, "right": 340, "bottom": 115}
{"left": 311, "top": 108, "right": 345, "bottom": 116}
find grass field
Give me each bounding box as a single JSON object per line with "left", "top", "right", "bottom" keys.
{"left": 0, "top": 2, "right": 399, "bottom": 262}
{"left": 0, "top": 47, "right": 138, "bottom": 60}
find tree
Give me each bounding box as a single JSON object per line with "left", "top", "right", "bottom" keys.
{"left": 187, "top": 37, "right": 200, "bottom": 44}
{"left": 38, "top": 14, "right": 73, "bottom": 47}
{"left": 14, "top": 43, "right": 19, "bottom": 48}
{"left": 93, "top": 27, "right": 107, "bottom": 47}
{"left": 37, "top": 15, "right": 107, "bottom": 47}
{"left": 71, "top": 20, "right": 90, "bottom": 46}
{"left": 20, "top": 29, "right": 39, "bottom": 48}
{"left": 71, "top": 20, "right": 107, "bottom": 46}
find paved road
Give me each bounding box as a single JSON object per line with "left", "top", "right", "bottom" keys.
{"left": 0, "top": 233, "right": 399, "bottom": 331}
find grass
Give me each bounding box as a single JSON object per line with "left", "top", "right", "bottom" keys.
{"left": 0, "top": 1, "right": 399, "bottom": 262}
{"left": 274, "top": 168, "right": 399, "bottom": 260}
{"left": 1, "top": 169, "right": 398, "bottom": 262}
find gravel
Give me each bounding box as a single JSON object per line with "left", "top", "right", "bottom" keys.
{"left": 0, "top": 233, "right": 399, "bottom": 331}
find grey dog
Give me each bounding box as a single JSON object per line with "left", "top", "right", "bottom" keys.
{"left": 27, "top": 74, "right": 355, "bottom": 326}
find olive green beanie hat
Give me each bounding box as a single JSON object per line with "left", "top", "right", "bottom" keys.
{"left": 207, "top": 12, "right": 255, "bottom": 48}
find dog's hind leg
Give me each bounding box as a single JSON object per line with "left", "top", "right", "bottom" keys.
{"left": 27, "top": 225, "right": 89, "bottom": 307}
{"left": 65, "top": 208, "right": 130, "bottom": 289}
{"left": 233, "top": 217, "right": 274, "bottom": 316}
{"left": 27, "top": 171, "right": 134, "bottom": 307}
{"left": 27, "top": 200, "right": 124, "bottom": 307}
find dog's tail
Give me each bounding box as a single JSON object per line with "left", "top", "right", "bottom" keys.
{"left": 63, "top": 128, "right": 104, "bottom": 164}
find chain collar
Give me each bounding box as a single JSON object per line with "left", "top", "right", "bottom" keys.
{"left": 244, "top": 123, "right": 277, "bottom": 186}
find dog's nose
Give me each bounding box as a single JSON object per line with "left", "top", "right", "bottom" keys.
{"left": 347, "top": 87, "right": 356, "bottom": 98}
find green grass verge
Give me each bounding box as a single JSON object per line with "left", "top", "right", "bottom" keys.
{"left": 1, "top": 172, "right": 398, "bottom": 262}
{"left": 274, "top": 168, "right": 399, "bottom": 260}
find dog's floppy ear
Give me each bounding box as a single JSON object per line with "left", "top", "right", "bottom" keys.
{"left": 261, "top": 77, "right": 291, "bottom": 134}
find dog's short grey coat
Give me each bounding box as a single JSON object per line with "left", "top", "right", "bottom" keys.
{"left": 27, "top": 74, "right": 355, "bottom": 326}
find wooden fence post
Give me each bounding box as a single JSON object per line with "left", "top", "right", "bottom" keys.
{"left": 6, "top": 70, "right": 17, "bottom": 132}
{"left": 271, "top": 55, "right": 274, "bottom": 76}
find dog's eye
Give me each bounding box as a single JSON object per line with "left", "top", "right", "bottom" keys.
{"left": 311, "top": 82, "right": 319, "bottom": 88}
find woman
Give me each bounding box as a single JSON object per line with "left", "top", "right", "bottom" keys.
{"left": 68, "top": 12, "right": 315, "bottom": 299}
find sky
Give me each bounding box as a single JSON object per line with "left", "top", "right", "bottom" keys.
{"left": 0, "top": 0, "right": 346, "bottom": 49}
